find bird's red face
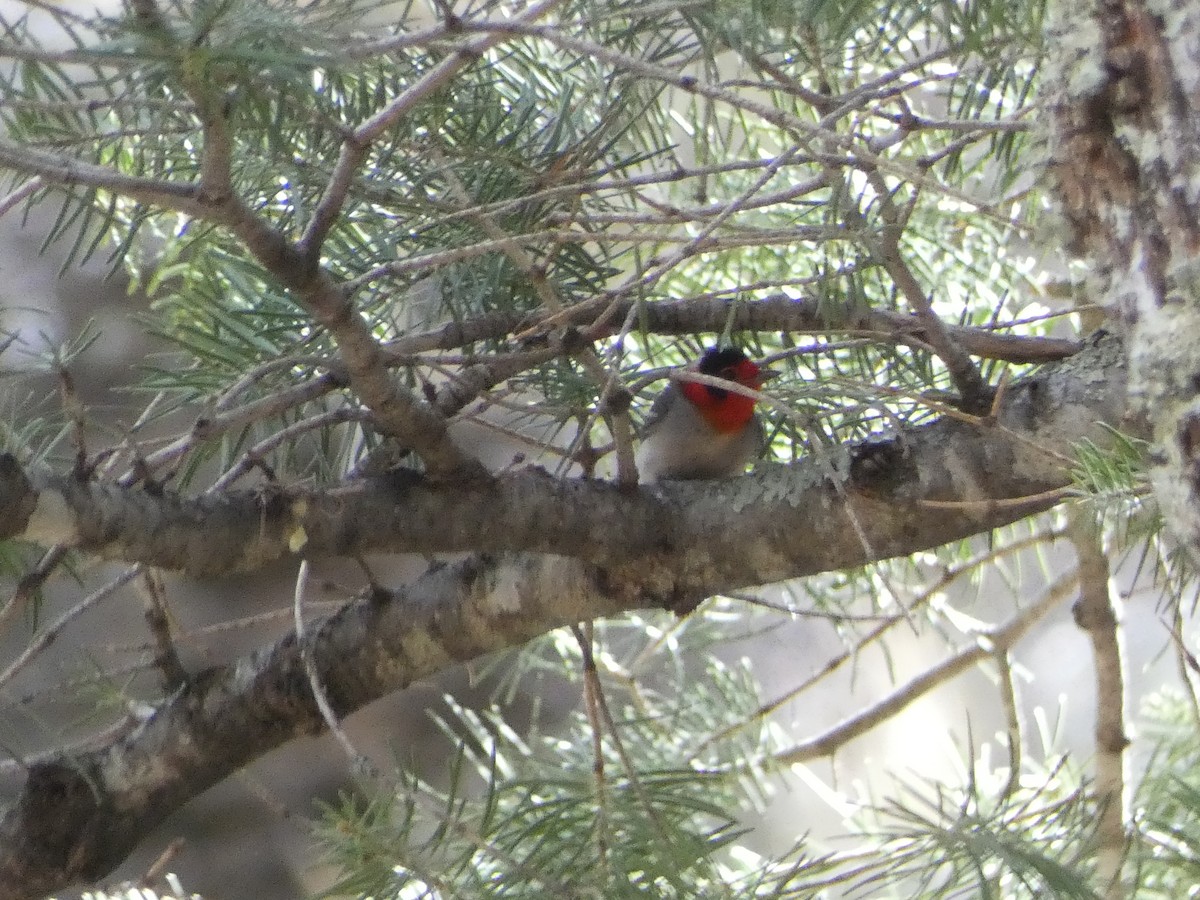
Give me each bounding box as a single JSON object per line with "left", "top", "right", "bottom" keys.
{"left": 679, "top": 348, "right": 765, "bottom": 433}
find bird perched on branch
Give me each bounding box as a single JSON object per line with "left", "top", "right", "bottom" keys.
{"left": 636, "top": 346, "right": 774, "bottom": 481}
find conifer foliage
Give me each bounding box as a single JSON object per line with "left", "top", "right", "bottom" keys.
{"left": 0, "top": 1, "right": 1197, "bottom": 898}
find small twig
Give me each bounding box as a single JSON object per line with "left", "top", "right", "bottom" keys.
{"left": 0, "top": 715, "right": 139, "bottom": 776}
{"left": 698, "top": 528, "right": 1062, "bottom": 753}
{"left": 774, "top": 568, "right": 1078, "bottom": 765}
{"left": 423, "top": 349, "right": 560, "bottom": 419}
{"left": 876, "top": 225, "right": 992, "bottom": 412}
{"left": 1162, "top": 611, "right": 1200, "bottom": 731}
{"left": 995, "top": 650, "right": 1024, "bottom": 798}
{"left": 214, "top": 355, "right": 340, "bottom": 411}
{"left": 0, "top": 177, "right": 41, "bottom": 219}
{"left": 0, "top": 565, "right": 142, "bottom": 691}
{"left": 293, "top": 560, "right": 376, "bottom": 777}
{"left": 210, "top": 406, "right": 371, "bottom": 491}
{"left": 988, "top": 367, "right": 1013, "bottom": 419}
{"left": 572, "top": 623, "right": 611, "bottom": 879}
{"left": 916, "top": 486, "right": 1073, "bottom": 511}
{"left": 572, "top": 627, "right": 677, "bottom": 852}
{"left": 102, "top": 603, "right": 340, "bottom": 655}
{"left": 725, "top": 590, "right": 901, "bottom": 622}
{"left": 54, "top": 361, "right": 88, "bottom": 479}
{"left": 137, "top": 837, "right": 185, "bottom": 890}
{"left": 138, "top": 568, "right": 188, "bottom": 692}
{"left": 0, "top": 545, "right": 68, "bottom": 636}
{"left": 0, "top": 140, "right": 205, "bottom": 214}
{"left": 117, "top": 372, "right": 345, "bottom": 486}
{"left": 300, "top": 0, "right": 571, "bottom": 257}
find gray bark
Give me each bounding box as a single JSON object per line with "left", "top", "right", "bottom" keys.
{"left": 1046, "top": 0, "right": 1200, "bottom": 563}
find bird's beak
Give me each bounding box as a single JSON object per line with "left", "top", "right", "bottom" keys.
{"left": 757, "top": 367, "right": 781, "bottom": 383}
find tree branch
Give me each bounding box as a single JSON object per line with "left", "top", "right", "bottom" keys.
{"left": 0, "top": 331, "right": 1132, "bottom": 898}
{"left": 208, "top": 201, "right": 483, "bottom": 479}
{"left": 0, "top": 553, "right": 631, "bottom": 900}
{"left": 370, "top": 291, "right": 1077, "bottom": 367}
{"left": 0, "top": 136, "right": 480, "bottom": 481}
{"left": 874, "top": 228, "right": 994, "bottom": 411}
{"left": 587, "top": 294, "right": 1081, "bottom": 364}
{"left": 0, "top": 332, "right": 1126, "bottom": 584}
{"left": 300, "top": 0, "right": 570, "bottom": 256}
{"left": 0, "top": 142, "right": 204, "bottom": 215}
{"left": 775, "top": 566, "right": 1079, "bottom": 765}
{"left": 1068, "top": 509, "right": 1128, "bottom": 900}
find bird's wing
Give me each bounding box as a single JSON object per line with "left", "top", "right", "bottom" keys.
{"left": 638, "top": 380, "right": 679, "bottom": 437}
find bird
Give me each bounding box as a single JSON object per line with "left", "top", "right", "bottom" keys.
{"left": 636, "top": 346, "right": 773, "bottom": 481}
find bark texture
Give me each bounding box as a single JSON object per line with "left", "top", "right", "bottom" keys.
{"left": 0, "top": 331, "right": 1131, "bottom": 899}
{"left": 1047, "top": 0, "right": 1200, "bottom": 561}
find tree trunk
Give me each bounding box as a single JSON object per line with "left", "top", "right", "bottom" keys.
{"left": 1046, "top": 0, "right": 1200, "bottom": 558}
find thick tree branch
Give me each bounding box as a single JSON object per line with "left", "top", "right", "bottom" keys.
{"left": 0, "top": 332, "right": 1126, "bottom": 585}
{"left": 0, "top": 554, "right": 631, "bottom": 900}
{"left": 595, "top": 295, "right": 1082, "bottom": 364}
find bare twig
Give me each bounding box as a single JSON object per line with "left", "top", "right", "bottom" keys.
{"left": 1067, "top": 507, "right": 1128, "bottom": 900}
{"left": 875, "top": 229, "right": 993, "bottom": 412}
{"left": 210, "top": 406, "right": 371, "bottom": 492}
{"left": 348, "top": 225, "right": 836, "bottom": 290}
{"left": 995, "top": 650, "right": 1024, "bottom": 798}
{"left": 1163, "top": 609, "right": 1200, "bottom": 731}
{"left": 916, "top": 486, "right": 1073, "bottom": 511}
{"left": 0, "top": 142, "right": 203, "bottom": 214}
{"left": 119, "top": 372, "right": 347, "bottom": 485}
{"left": 54, "top": 363, "right": 87, "bottom": 479}
{"left": 300, "top": 0, "right": 571, "bottom": 257}
{"left": 0, "top": 565, "right": 142, "bottom": 691}
{"left": 571, "top": 627, "right": 677, "bottom": 854}
{"left": 138, "top": 568, "right": 187, "bottom": 692}
{"left": 699, "top": 528, "right": 1061, "bottom": 753}
{"left": 573, "top": 623, "right": 611, "bottom": 879}
{"left": 293, "top": 560, "right": 374, "bottom": 776}
{"left": 775, "top": 568, "right": 1078, "bottom": 765}
{"left": 0, "top": 546, "right": 68, "bottom": 638}
{"left": 137, "top": 837, "right": 185, "bottom": 890}
{"left": 0, "top": 178, "right": 41, "bottom": 220}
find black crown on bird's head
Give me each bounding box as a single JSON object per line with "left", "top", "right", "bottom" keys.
{"left": 697, "top": 346, "right": 750, "bottom": 376}
{"left": 694, "top": 347, "right": 755, "bottom": 398}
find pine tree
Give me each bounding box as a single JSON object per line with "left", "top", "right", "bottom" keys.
{"left": 0, "top": 0, "right": 1197, "bottom": 898}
